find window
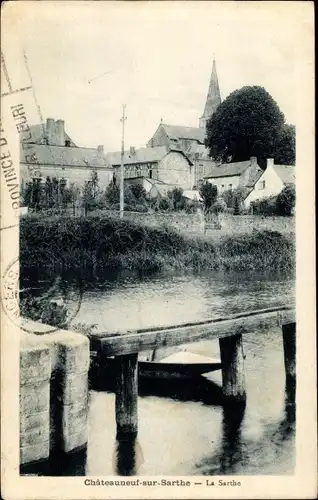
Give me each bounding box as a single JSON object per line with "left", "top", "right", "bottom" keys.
{"left": 149, "top": 169, "right": 153, "bottom": 179}
{"left": 221, "top": 184, "right": 225, "bottom": 191}
{"left": 229, "top": 184, "right": 233, "bottom": 191}
{"left": 258, "top": 180, "right": 266, "bottom": 190}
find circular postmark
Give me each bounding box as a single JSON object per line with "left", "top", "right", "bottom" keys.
{"left": 1, "top": 256, "right": 83, "bottom": 334}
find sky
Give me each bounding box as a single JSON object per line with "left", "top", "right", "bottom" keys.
{"left": 1, "top": 1, "right": 313, "bottom": 153}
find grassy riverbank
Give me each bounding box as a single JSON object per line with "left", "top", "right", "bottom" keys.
{"left": 20, "top": 213, "right": 295, "bottom": 273}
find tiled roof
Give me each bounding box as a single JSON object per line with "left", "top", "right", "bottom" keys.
{"left": 161, "top": 124, "right": 206, "bottom": 143}
{"left": 20, "top": 143, "right": 110, "bottom": 168}
{"left": 204, "top": 160, "right": 252, "bottom": 179}
{"left": 106, "top": 146, "right": 168, "bottom": 166}
{"left": 106, "top": 146, "right": 191, "bottom": 166}
{"left": 273, "top": 165, "right": 295, "bottom": 185}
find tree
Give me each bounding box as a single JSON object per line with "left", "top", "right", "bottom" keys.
{"left": 67, "top": 183, "right": 81, "bottom": 215}
{"left": 90, "top": 169, "right": 100, "bottom": 199}
{"left": 130, "top": 183, "right": 147, "bottom": 201}
{"left": 21, "top": 181, "right": 33, "bottom": 207}
{"left": 105, "top": 183, "right": 120, "bottom": 206}
{"left": 276, "top": 185, "right": 295, "bottom": 216}
{"left": 274, "top": 124, "right": 295, "bottom": 165}
{"left": 233, "top": 196, "right": 240, "bottom": 215}
{"left": 205, "top": 86, "right": 285, "bottom": 164}
{"left": 82, "top": 170, "right": 102, "bottom": 214}
{"left": 82, "top": 181, "right": 93, "bottom": 215}
{"left": 199, "top": 183, "right": 218, "bottom": 214}
{"left": 168, "top": 187, "right": 184, "bottom": 210}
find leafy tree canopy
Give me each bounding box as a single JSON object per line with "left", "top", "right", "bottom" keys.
{"left": 205, "top": 86, "right": 288, "bottom": 164}
{"left": 199, "top": 183, "right": 218, "bottom": 213}
{"left": 274, "top": 124, "right": 295, "bottom": 165}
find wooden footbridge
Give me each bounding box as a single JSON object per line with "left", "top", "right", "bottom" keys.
{"left": 90, "top": 306, "right": 296, "bottom": 439}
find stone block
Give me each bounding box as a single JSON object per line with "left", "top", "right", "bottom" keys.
{"left": 46, "top": 332, "right": 89, "bottom": 374}
{"left": 20, "top": 345, "right": 51, "bottom": 385}
{"left": 62, "top": 425, "right": 88, "bottom": 454}
{"left": 20, "top": 410, "right": 50, "bottom": 447}
{"left": 20, "top": 380, "right": 50, "bottom": 415}
{"left": 61, "top": 372, "right": 88, "bottom": 405}
{"left": 20, "top": 440, "right": 50, "bottom": 465}
{"left": 62, "top": 400, "right": 88, "bottom": 436}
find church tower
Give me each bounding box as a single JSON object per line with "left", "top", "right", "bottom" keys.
{"left": 199, "top": 59, "right": 221, "bottom": 129}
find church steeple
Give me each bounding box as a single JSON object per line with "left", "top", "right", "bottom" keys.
{"left": 199, "top": 58, "right": 221, "bottom": 129}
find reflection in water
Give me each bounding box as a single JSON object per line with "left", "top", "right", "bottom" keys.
{"left": 113, "top": 438, "right": 144, "bottom": 476}
{"left": 220, "top": 403, "right": 246, "bottom": 474}
{"left": 20, "top": 447, "right": 88, "bottom": 476}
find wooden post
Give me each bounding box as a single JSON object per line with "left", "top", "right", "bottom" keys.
{"left": 219, "top": 334, "right": 246, "bottom": 404}
{"left": 282, "top": 322, "right": 296, "bottom": 389}
{"left": 115, "top": 353, "right": 138, "bottom": 439}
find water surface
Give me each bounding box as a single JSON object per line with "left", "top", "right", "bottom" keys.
{"left": 21, "top": 269, "right": 296, "bottom": 476}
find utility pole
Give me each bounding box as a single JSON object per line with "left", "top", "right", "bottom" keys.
{"left": 120, "top": 104, "right": 127, "bottom": 219}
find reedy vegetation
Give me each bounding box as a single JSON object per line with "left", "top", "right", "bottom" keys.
{"left": 20, "top": 213, "right": 295, "bottom": 273}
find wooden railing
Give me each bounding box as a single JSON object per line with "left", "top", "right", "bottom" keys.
{"left": 91, "top": 306, "right": 296, "bottom": 439}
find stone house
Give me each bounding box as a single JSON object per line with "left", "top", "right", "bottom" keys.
{"left": 106, "top": 146, "right": 194, "bottom": 192}
{"left": 20, "top": 118, "right": 113, "bottom": 190}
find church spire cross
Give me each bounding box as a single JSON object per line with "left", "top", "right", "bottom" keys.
{"left": 199, "top": 58, "right": 221, "bottom": 129}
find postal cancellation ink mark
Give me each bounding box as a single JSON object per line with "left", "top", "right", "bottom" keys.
{"left": 1, "top": 257, "right": 83, "bottom": 334}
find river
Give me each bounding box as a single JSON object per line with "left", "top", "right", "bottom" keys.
{"left": 21, "top": 269, "right": 296, "bottom": 476}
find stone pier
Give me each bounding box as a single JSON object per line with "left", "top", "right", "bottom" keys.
{"left": 20, "top": 321, "right": 89, "bottom": 465}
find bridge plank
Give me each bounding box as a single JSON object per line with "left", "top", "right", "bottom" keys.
{"left": 96, "top": 307, "right": 296, "bottom": 357}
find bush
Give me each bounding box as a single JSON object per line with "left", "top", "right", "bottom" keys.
{"left": 168, "top": 187, "right": 185, "bottom": 211}
{"left": 276, "top": 186, "right": 295, "bottom": 216}
{"left": 251, "top": 195, "right": 279, "bottom": 216}
{"left": 158, "top": 197, "right": 171, "bottom": 212}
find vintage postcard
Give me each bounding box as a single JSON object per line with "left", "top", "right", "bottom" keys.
{"left": 1, "top": 1, "right": 316, "bottom": 499}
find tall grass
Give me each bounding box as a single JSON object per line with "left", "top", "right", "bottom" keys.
{"left": 20, "top": 213, "right": 295, "bottom": 273}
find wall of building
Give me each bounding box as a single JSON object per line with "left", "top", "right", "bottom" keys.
{"left": 115, "top": 162, "right": 156, "bottom": 180}
{"left": 147, "top": 126, "right": 170, "bottom": 148}
{"left": 244, "top": 166, "right": 285, "bottom": 207}
{"left": 206, "top": 175, "right": 241, "bottom": 193}
{"left": 195, "top": 159, "right": 217, "bottom": 184}
{"left": 158, "top": 152, "right": 192, "bottom": 189}
{"left": 20, "top": 164, "right": 113, "bottom": 190}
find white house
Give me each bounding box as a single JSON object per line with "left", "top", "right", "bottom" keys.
{"left": 244, "top": 159, "right": 295, "bottom": 207}
{"left": 204, "top": 157, "right": 295, "bottom": 208}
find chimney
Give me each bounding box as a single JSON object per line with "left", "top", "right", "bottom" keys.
{"left": 250, "top": 156, "right": 257, "bottom": 165}
{"left": 56, "top": 119, "right": 65, "bottom": 146}
{"left": 46, "top": 118, "right": 54, "bottom": 145}
{"left": 129, "top": 146, "right": 136, "bottom": 156}
{"left": 97, "top": 145, "right": 104, "bottom": 154}
{"left": 267, "top": 158, "right": 274, "bottom": 169}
